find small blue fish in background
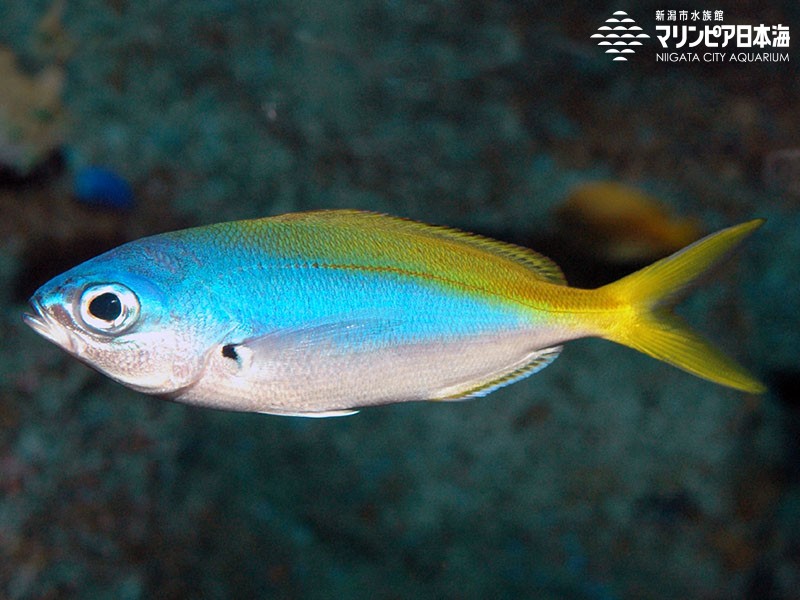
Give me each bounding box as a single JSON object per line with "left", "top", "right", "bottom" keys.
{"left": 73, "top": 166, "right": 134, "bottom": 210}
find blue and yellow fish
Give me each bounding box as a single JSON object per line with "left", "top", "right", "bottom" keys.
{"left": 23, "top": 210, "right": 765, "bottom": 416}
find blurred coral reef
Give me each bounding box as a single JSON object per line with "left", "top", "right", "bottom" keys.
{"left": 0, "top": 47, "right": 65, "bottom": 177}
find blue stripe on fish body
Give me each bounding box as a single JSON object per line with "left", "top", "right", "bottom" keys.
{"left": 202, "top": 261, "right": 540, "bottom": 346}
{"left": 124, "top": 224, "right": 543, "bottom": 347}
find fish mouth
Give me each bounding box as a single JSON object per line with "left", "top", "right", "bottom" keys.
{"left": 23, "top": 298, "right": 76, "bottom": 353}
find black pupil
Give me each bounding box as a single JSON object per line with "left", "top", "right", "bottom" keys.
{"left": 89, "top": 292, "right": 122, "bottom": 321}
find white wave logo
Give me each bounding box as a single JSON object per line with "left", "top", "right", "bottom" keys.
{"left": 591, "top": 10, "right": 650, "bottom": 61}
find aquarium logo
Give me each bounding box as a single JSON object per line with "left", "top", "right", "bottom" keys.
{"left": 591, "top": 10, "right": 650, "bottom": 62}
{"left": 654, "top": 10, "right": 791, "bottom": 63}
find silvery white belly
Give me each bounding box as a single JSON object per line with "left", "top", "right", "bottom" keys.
{"left": 175, "top": 323, "right": 570, "bottom": 415}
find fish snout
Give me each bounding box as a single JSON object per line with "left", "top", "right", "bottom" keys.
{"left": 23, "top": 297, "right": 77, "bottom": 353}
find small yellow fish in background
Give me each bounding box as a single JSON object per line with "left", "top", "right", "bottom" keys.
{"left": 23, "top": 211, "right": 765, "bottom": 417}
{"left": 556, "top": 181, "right": 704, "bottom": 263}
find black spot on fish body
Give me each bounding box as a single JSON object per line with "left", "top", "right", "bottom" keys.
{"left": 222, "top": 344, "right": 238, "bottom": 360}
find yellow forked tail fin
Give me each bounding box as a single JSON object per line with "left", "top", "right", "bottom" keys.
{"left": 599, "top": 219, "right": 766, "bottom": 393}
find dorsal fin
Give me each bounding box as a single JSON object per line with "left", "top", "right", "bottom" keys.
{"left": 267, "top": 209, "right": 566, "bottom": 286}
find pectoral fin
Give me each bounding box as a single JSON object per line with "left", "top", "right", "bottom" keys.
{"left": 222, "top": 318, "right": 399, "bottom": 367}
{"left": 213, "top": 318, "right": 399, "bottom": 414}
{"left": 202, "top": 319, "right": 399, "bottom": 417}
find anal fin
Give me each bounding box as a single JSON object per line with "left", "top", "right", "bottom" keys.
{"left": 434, "top": 345, "right": 562, "bottom": 401}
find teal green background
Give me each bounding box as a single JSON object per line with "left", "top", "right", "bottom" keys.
{"left": 1, "top": 1, "right": 798, "bottom": 598}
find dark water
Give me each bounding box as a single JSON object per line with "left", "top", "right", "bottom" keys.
{"left": 1, "top": 1, "right": 798, "bottom": 598}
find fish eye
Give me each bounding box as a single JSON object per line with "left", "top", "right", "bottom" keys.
{"left": 78, "top": 283, "right": 140, "bottom": 334}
